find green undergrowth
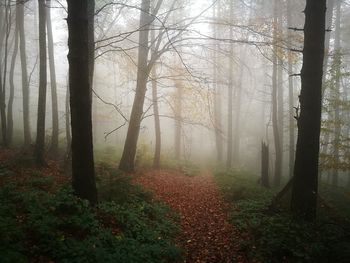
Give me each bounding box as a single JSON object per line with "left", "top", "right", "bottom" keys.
{"left": 214, "top": 169, "right": 350, "bottom": 263}
{"left": 0, "top": 165, "right": 181, "bottom": 263}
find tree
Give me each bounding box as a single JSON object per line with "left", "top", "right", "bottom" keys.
{"left": 118, "top": 0, "right": 155, "bottom": 172}
{"left": 7, "top": 4, "right": 19, "bottom": 145}
{"left": 291, "top": 0, "right": 326, "bottom": 221}
{"left": 35, "top": 0, "right": 47, "bottom": 165}
{"left": 213, "top": 1, "right": 223, "bottom": 163}
{"left": 46, "top": 0, "right": 59, "bottom": 156}
{"left": 287, "top": 0, "right": 295, "bottom": 178}
{"left": 17, "top": 0, "right": 31, "bottom": 146}
{"left": 272, "top": 0, "right": 282, "bottom": 187}
{"left": 67, "top": 0, "right": 97, "bottom": 204}
{"left": 65, "top": 82, "right": 71, "bottom": 160}
{"left": 261, "top": 141, "right": 269, "bottom": 188}
{"left": 174, "top": 80, "right": 183, "bottom": 160}
{"left": 150, "top": 15, "right": 161, "bottom": 169}
{"left": 277, "top": 0, "right": 284, "bottom": 185}
{"left": 151, "top": 66, "right": 161, "bottom": 168}
{"left": 0, "top": 0, "right": 11, "bottom": 147}
{"left": 226, "top": 0, "right": 234, "bottom": 169}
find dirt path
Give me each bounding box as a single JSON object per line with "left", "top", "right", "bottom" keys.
{"left": 135, "top": 170, "right": 245, "bottom": 263}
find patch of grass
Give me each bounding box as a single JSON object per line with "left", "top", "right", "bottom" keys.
{"left": 214, "top": 169, "right": 350, "bottom": 263}
{"left": 0, "top": 165, "right": 181, "bottom": 263}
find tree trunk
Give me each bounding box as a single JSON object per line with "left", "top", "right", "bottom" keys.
{"left": 287, "top": 0, "right": 295, "bottom": 178}
{"left": 0, "top": 11, "right": 4, "bottom": 146}
{"left": 331, "top": 0, "right": 341, "bottom": 187}
{"left": 272, "top": 0, "right": 282, "bottom": 187}
{"left": 233, "top": 63, "right": 242, "bottom": 166}
{"left": 261, "top": 141, "right": 270, "bottom": 188}
{"left": 291, "top": 0, "right": 326, "bottom": 221}
{"left": 119, "top": 0, "right": 151, "bottom": 172}
{"left": 277, "top": 10, "right": 284, "bottom": 183}
{"left": 17, "top": 0, "right": 31, "bottom": 146}
{"left": 46, "top": 0, "right": 59, "bottom": 156}
{"left": 35, "top": 0, "right": 47, "bottom": 165}
{"left": 213, "top": 2, "right": 223, "bottom": 163}
{"left": 226, "top": 0, "right": 234, "bottom": 170}
{"left": 67, "top": 0, "right": 97, "bottom": 205}
{"left": 7, "top": 11, "right": 19, "bottom": 145}
{"left": 174, "top": 81, "right": 182, "bottom": 160}
{"left": 65, "top": 82, "right": 71, "bottom": 160}
{"left": 0, "top": 0, "right": 11, "bottom": 147}
{"left": 149, "top": 9, "right": 161, "bottom": 169}
{"left": 151, "top": 69, "right": 161, "bottom": 168}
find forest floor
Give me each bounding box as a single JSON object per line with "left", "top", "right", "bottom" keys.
{"left": 135, "top": 170, "right": 246, "bottom": 263}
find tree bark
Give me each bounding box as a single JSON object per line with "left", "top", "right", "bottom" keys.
{"left": 0, "top": 10, "right": 4, "bottom": 146}
{"left": 261, "top": 141, "right": 270, "bottom": 188}
{"left": 65, "top": 82, "right": 71, "bottom": 160}
{"left": 233, "top": 63, "right": 242, "bottom": 166}
{"left": 151, "top": 69, "right": 161, "bottom": 168}
{"left": 67, "top": 0, "right": 97, "bottom": 205}
{"left": 46, "top": 0, "right": 59, "bottom": 156}
{"left": 35, "top": 0, "right": 47, "bottom": 165}
{"left": 7, "top": 10, "right": 19, "bottom": 145}
{"left": 0, "top": 0, "right": 11, "bottom": 147}
{"left": 213, "top": 2, "right": 223, "bottom": 163}
{"left": 272, "top": 0, "right": 282, "bottom": 187}
{"left": 291, "top": 0, "right": 326, "bottom": 221}
{"left": 119, "top": 0, "right": 152, "bottom": 172}
{"left": 277, "top": 5, "right": 284, "bottom": 183}
{"left": 17, "top": 0, "right": 31, "bottom": 146}
{"left": 174, "top": 81, "right": 182, "bottom": 160}
{"left": 226, "top": 0, "right": 234, "bottom": 169}
{"left": 287, "top": 0, "right": 295, "bottom": 178}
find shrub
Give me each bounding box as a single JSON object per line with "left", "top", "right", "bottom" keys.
{"left": 0, "top": 168, "right": 181, "bottom": 263}
{"left": 214, "top": 169, "right": 350, "bottom": 263}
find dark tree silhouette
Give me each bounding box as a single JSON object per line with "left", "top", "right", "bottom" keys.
{"left": 7, "top": 5, "right": 19, "bottom": 145}
{"left": 291, "top": 0, "right": 326, "bottom": 221}
{"left": 46, "top": 0, "right": 59, "bottom": 156}
{"left": 17, "top": 0, "right": 31, "bottom": 146}
{"left": 261, "top": 142, "right": 270, "bottom": 188}
{"left": 35, "top": 0, "right": 47, "bottom": 165}
{"left": 272, "top": 1, "right": 282, "bottom": 187}
{"left": 67, "top": 0, "right": 97, "bottom": 204}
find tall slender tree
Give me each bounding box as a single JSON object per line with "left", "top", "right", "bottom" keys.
{"left": 119, "top": 0, "right": 152, "bottom": 172}
{"left": 35, "top": 0, "right": 47, "bottom": 165}
{"left": 213, "top": 1, "right": 223, "bottom": 163}
{"left": 291, "top": 0, "right": 326, "bottom": 221}
{"left": 272, "top": 0, "right": 282, "bottom": 187}
{"left": 174, "top": 80, "right": 183, "bottom": 160}
{"left": 46, "top": 0, "right": 59, "bottom": 156}
{"left": 0, "top": 0, "right": 11, "bottom": 147}
{"left": 150, "top": 8, "right": 161, "bottom": 169}
{"left": 17, "top": 0, "right": 31, "bottom": 146}
{"left": 287, "top": 0, "right": 295, "bottom": 178}
{"left": 67, "top": 0, "right": 97, "bottom": 204}
{"left": 277, "top": 0, "right": 284, "bottom": 185}
{"left": 7, "top": 6, "right": 19, "bottom": 145}
{"left": 226, "top": 0, "right": 234, "bottom": 169}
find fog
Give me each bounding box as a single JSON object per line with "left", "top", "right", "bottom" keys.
{"left": 2, "top": 0, "right": 350, "bottom": 262}
{"left": 1, "top": 0, "right": 349, "bottom": 184}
